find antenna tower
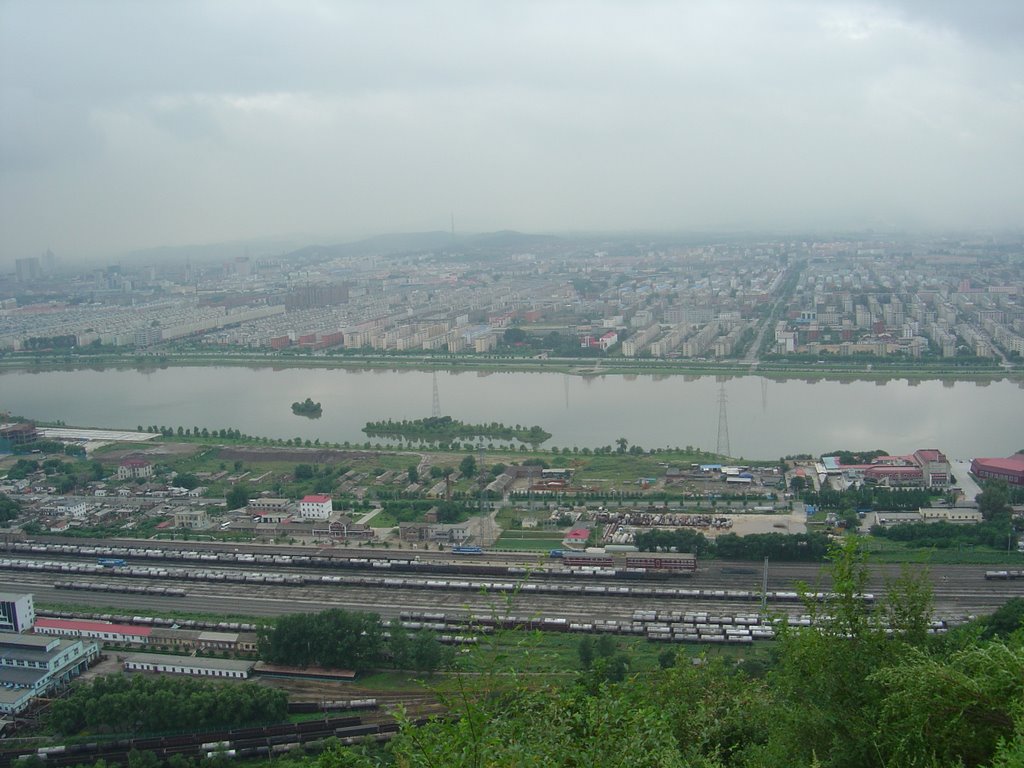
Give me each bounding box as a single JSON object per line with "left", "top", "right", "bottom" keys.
{"left": 431, "top": 371, "right": 441, "bottom": 418}
{"left": 716, "top": 383, "right": 731, "bottom": 458}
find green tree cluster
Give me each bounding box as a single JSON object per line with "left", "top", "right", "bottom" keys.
{"left": 258, "top": 609, "right": 384, "bottom": 670}
{"left": 258, "top": 609, "right": 451, "bottom": 676}
{"left": 635, "top": 529, "right": 829, "bottom": 562}
{"left": 0, "top": 492, "right": 22, "bottom": 524}
{"left": 49, "top": 675, "right": 286, "bottom": 735}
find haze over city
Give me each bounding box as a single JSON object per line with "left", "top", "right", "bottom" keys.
{"left": 2, "top": 0, "right": 1023, "bottom": 268}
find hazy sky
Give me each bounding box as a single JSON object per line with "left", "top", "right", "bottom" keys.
{"left": 1, "top": 1, "right": 1022, "bottom": 266}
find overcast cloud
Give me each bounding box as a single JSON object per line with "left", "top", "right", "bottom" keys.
{"left": 1, "top": 0, "right": 1022, "bottom": 265}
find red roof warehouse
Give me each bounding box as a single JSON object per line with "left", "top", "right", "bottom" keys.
{"left": 971, "top": 454, "right": 1024, "bottom": 486}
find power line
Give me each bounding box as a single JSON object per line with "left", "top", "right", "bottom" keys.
{"left": 716, "top": 383, "right": 730, "bottom": 458}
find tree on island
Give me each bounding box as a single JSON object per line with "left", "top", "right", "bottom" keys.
{"left": 291, "top": 397, "right": 322, "bottom": 417}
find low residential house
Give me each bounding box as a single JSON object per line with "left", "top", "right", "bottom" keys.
{"left": 174, "top": 508, "right": 211, "bottom": 529}
{"left": 56, "top": 501, "right": 88, "bottom": 518}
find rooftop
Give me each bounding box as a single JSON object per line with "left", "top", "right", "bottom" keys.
{"left": 34, "top": 618, "right": 153, "bottom": 636}
{"left": 124, "top": 653, "right": 255, "bottom": 673}
{"left": 973, "top": 455, "right": 1024, "bottom": 472}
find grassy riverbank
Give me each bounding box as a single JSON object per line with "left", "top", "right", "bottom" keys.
{"left": 0, "top": 348, "right": 1019, "bottom": 383}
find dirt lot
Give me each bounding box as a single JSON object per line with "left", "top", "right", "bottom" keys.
{"left": 708, "top": 511, "right": 808, "bottom": 537}
{"left": 95, "top": 442, "right": 204, "bottom": 461}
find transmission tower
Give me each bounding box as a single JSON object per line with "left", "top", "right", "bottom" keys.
{"left": 477, "top": 442, "right": 485, "bottom": 520}
{"left": 760, "top": 375, "right": 768, "bottom": 412}
{"left": 431, "top": 371, "right": 441, "bottom": 418}
{"left": 716, "top": 383, "right": 731, "bottom": 458}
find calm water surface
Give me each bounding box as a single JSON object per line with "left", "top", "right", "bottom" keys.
{"left": 1, "top": 367, "right": 1021, "bottom": 459}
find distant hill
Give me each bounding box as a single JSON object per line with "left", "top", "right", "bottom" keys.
{"left": 283, "top": 230, "right": 562, "bottom": 261}
{"left": 117, "top": 235, "right": 313, "bottom": 266}
{"left": 112, "top": 229, "right": 564, "bottom": 268}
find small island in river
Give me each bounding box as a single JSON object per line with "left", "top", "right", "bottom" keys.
{"left": 291, "top": 397, "right": 323, "bottom": 418}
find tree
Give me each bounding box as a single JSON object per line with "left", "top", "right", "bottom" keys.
{"left": 503, "top": 327, "right": 527, "bottom": 345}
{"left": 978, "top": 479, "right": 1011, "bottom": 521}
{"left": 980, "top": 597, "right": 1024, "bottom": 640}
{"left": 615, "top": 437, "right": 628, "bottom": 454}
{"left": 0, "top": 493, "right": 22, "bottom": 524}
{"left": 407, "top": 465, "right": 419, "bottom": 484}
{"left": 225, "top": 484, "right": 250, "bottom": 510}
{"left": 459, "top": 455, "right": 477, "bottom": 478}
{"left": 578, "top": 636, "right": 595, "bottom": 669}
{"left": 175, "top": 473, "right": 200, "bottom": 490}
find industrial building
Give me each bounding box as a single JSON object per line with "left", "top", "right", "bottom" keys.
{"left": 0, "top": 630, "right": 99, "bottom": 715}
{"left": 0, "top": 593, "right": 35, "bottom": 634}
{"left": 123, "top": 653, "right": 255, "bottom": 679}
{"left": 971, "top": 454, "right": 1024, "bottom": 487}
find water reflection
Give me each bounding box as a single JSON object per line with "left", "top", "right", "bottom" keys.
{"left": 0, "top": 366, "right": 1020, "bottom": 459}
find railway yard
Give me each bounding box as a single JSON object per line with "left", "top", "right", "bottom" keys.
{"left": 0, "top": 538, "right": 1020, "bottom": 640}
{"left": 0, "top": 537, "right": 1021, "bottom": 765}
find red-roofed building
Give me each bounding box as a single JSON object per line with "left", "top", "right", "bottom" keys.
{"left": 299, "top": 494, "right": 333, "bottom": 520}
{"left": 971, "top": 455, "right": 1024, "bottom": 486}
{"left": 34, "top": 617, "right": 152, "bottom": 645}
{"left": 117, "top": 458, "right": 153, "bottom": 480}
{"left": 913, "top": 449, "right": 951, "bottom": 487}
{"left": 563, "top": 528, "right": 590, "bottom": 547}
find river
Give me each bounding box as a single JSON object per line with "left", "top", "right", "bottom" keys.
{"left": 1, "top": 366, "right": 1021, "bottom": 460}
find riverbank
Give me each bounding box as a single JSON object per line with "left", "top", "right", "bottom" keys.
{"left": 1, "top": 349, "right": 1020, "bottom": 384}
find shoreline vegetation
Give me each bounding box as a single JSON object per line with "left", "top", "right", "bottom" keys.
{"left": 290, "top": 397, "right": 322, "bottom": 418}
{"left": 363, "top": 415, "right": 551, "bottom": 446}
{"left": 0, "top": 348, "right": 1020, "bottom": 383}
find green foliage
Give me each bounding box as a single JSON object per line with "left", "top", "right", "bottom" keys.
{"left": 225, "top": 483, "right": 250, "bottom": 510}
{"left": 174, "top": 472, "right": 200, "bottom": 490}
{"left": 978, "top": 598, "right": 1024, "bottom": 640}
{"left": 0, "top": 492, "right": 22, "bottom": 523}
{"left": 386, "top": 622, "right": 453, "bottom": 676}
{"left": 291, "top": 397, "right": 322, "bottom": 417}
{"left": 48, "top": 674, "right": 286, "bottom": 735}
{"left": 870, "top": 640, "right": 1024, "bottom": 767}
{"left": 823, "top": 448, "right": 889, "bottom": 465}
{"left": 872, "top": 517, "right": 1014, "bottom": 551}
{"left": 258, "top": 609, "right": 384, "bottom": 671}
{"left": 363, "top": 415, "right": 551, "bottom": 446}
{"left": 390, "top": 684, "right": 686, "bottom": 768}
{"left": 636, "top": 528, "right": 829, "bottom": 561}
{"left": 658, "top": 655, "right": 772, "bottom": 766}
{"left": 5, "top": 458, "right": 39, "bottom": 480}
{"left": 978, "top": 479, "right": 1012, "bottom": 521}
{"left": 803, "top": 485, "right": 934, "bottom": 512}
